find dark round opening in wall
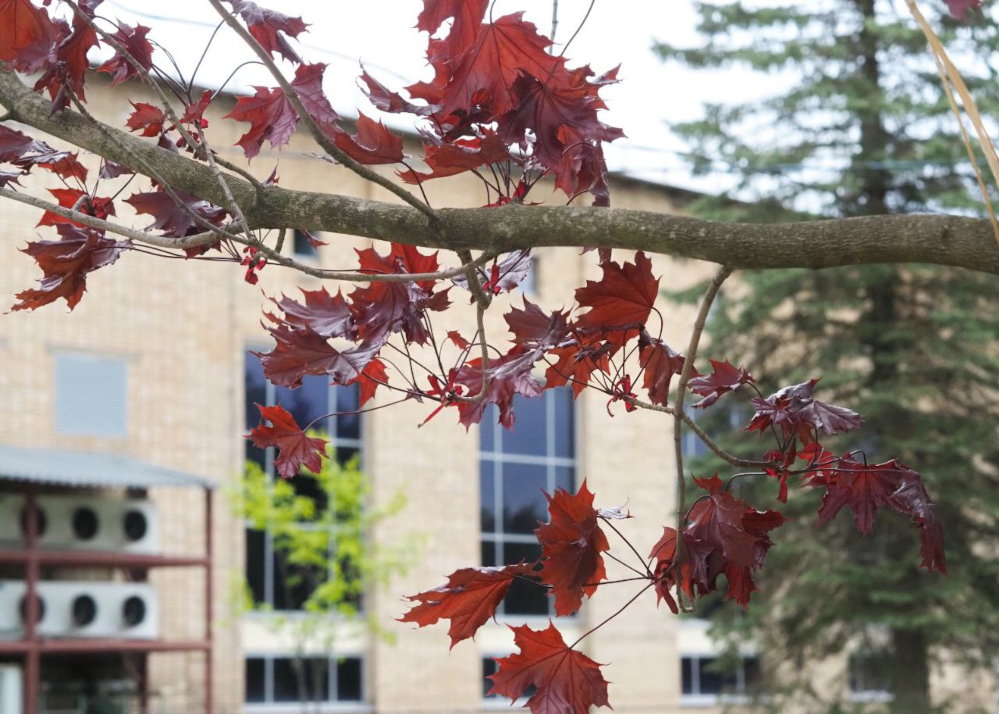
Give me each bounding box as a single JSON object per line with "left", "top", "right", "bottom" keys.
{"left": 71, "top": 594, "right": 97, "bottom": 627}
{"left": 123, "top": 509, "right": 148, "bottom": 542}
{"left": 19, "top": 506, "right": 48, "bottom": 539}
{"left": 72, "top": 507, "right": 100, "bottom": 541}
{"left": 122, "top": 596, "right": 146, "bottom": 627}
{"left": 18, "top": 594, "right": 45, "bottom": 624}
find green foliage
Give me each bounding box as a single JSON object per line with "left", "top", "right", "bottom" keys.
{"left": 233, "top": 442, "right": 414, "bottom": 649}
{"left": 662, "top": 2, "right": 999, "bottom": 712}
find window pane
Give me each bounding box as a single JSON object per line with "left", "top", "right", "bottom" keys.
{"left": 503, "top": 394, "right": 547, "bottom": 456}
{"left": 244, "top": 352, "right": 268, "bottom": 430}
{"left": 335, "top": 384, "right": 361, "bottom": 440}
{"left": 276, "top": 376, "right": 328, "bottom": 436}
{"left": 482, "top": 658, "right": 499, "bottom": 698}
{"left": 555, "top": 466, "right": 574, "bottom": 494}
{"left": 699, "top": 657, "right": 736, "bottom": 695}
{"left": 336, "top": 658, "right": 362, "bottom": 701}
{"left": 245, "top": 528, "right": 266, "bottom": 605}
{"left": 336, "top": 446, "right": 360, "bottom": 467}
{"left": 272, "top": 552, "right": 320, "bottom": 611}
{"left": 273, "top": 657, "right": 328, "bottom": 702}
{"left": 480, "top": 410, "right": 495, "bottom": 453}
{"left": 743, "top": 657, "right": 760, "bottom": 691}
{"left": 681, "top": 657, "right": 694, "bottom": 695}
{"left": 289, "top": 474, "right": 328, "bottom": 514}
{"left": 553, "top": 390, "right": 574, "bottom": 458}
{"left": 480, "top": 463, "right": 496, "bottom": 532}
{"left": 503, "top": 542, "right": 546, "bottom": 616}
{"left": 245, "top": 658, "right": 265, "bottom": 703}
{"left": 481, "top": 540, "right": 496, "bottom": 567}
{"left": 272, "top": 658, "right": 299, "bottom": 702}
{"left": 293, "top": 229, "right": 318, "bottom": 257}
{"left": 502, "top": 463, "right": 548, "bottom": 534}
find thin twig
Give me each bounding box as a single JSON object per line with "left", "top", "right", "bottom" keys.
{"left": 671, "top": 265, "right": 733, "bottom": 611}
{"left": 569, "top": 583, "right": 655, "bottom": 650}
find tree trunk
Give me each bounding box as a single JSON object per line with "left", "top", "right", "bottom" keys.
{"left": 890, "top": 628, "right": 932, "bottom": 714}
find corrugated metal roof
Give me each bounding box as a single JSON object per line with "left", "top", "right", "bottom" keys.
{"left": 0, "top": 445, "right": 215, "bottom": 489}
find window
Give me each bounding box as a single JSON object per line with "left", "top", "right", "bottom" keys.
{"left": 54, "top": 353, "right": 128, "bottom": 437}
{"left": 849, "top": 651, "right": 892, "bottom": 702}
{"left": 480, "top": 389, "right": 575, "bottom": 616}
{"left": 245, "top": 656, "right": 363, "bottom": 706}
{"left": 681, "top": 404, "right": 744, "bottom": 459}
{"left": 292, "top": 229, "right": 319, "bottom": 259}
{"left": 681, "top": 655, "right": 759, "bottom": 703}
{"left": 244, "top": 351, "right": 362, "bottom": 610}
{"left": 482, "top": 657, "right": 533, "bottom": 705}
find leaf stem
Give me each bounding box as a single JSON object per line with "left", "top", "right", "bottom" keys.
{"left": 569, "top": 582, "right": 654, "bottom": 649}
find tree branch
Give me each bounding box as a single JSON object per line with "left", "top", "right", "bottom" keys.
{"left": 2, "top": 68, "right": 998, "bottom": 275}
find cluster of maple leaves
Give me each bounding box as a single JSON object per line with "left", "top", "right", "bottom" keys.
{"left": 0, "top": 0, "right": 954, "bottom": 712}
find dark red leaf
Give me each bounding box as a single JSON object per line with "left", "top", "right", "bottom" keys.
{"left": 37, "top": 153, "right": 88, "bottom": 182}
{"left": 291, "top": 63, "right": 338, "bottom": 126}
{"left": 126, "top": 102, "right": 167, "bottom": 137}
{"left": 488, "top": 623, "right": 610, "bottom": 714}
{"left": 37, "top": 187, "right": 114, "bottom": 227}
{"left": 182, "top": 90, "right": 214, "bottom": 126}
{"left": 125, "top": 188, "right": 226, "bottom": 237}
{"left": 815, "top": 457, "right": 946, "bottom": 572}
{"left": 33, "top": 12, "right": 98, "bottom": 112}
{"left": 747, "top": 379, "right": 860, "bottom": 442}
{"left": 227, "top": 0, "right": 307, "bottom": 64}
{"left": 945, "top": 0, "right": 982, "bottom": 19}
{"left": 248, "top": 404, "right": 327, "bottom": 479}
{"left": 399, "top": 133, "right": 511, "bottom": 183}
{"left": 451, "top": 248, "right": 531, "bottom": 295}
{"left": 688, "top": 359, "right": 754, "bottom": 409}
{"left": 416, "top": 0, "right": 488, "bottom": 46}
{"left": 12, "top": 224, "right": 128, "bottom": 311}
{"left": 0, "top": 0, "right": 61, "bottom": 65}
{"left": 271, "top": 287, "right": 356, "bottom": 339}
{"left": 637, "top": 329, "right": 688, "bottom": 406}
{"left": 535, "top": 481, "right": 609, "bottom": 616}
{"left": 256, "top": 319, "right": 381, "bottom": 389}
{"left": 574, "top": 251, "right": 658, "bottom": 344}
{"left": 0, "top": 125, "right": 71, "bottom": 167}
{"left": 452, "top": 350, "right": 544, "bottom": 428}
{"left": 399, "top": 563, "right": 534, "bottom": 648}
{"left": 97, "top": 22, "right": 154, "bottom": 85}
{"left": 331, "top": 113, "right": 404, "bottom": 165}
{"left": 223, "top": 84, "right": 297, "bottom": 159}
{"left": 544, "top": 337, "right": 612, "bottom": 397}
{"left": 352, "top": 357, "right": 388, "bottom": 407}
{"left": 360, "top": 68, "right": 435, "bottom": 116}
{"left": 504, "top": 299, "right": 571, "bottom": 352}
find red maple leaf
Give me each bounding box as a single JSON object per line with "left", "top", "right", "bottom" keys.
{"left": 399, "top": 133, "right": 511, "bottom": 184}
{"left": 227, "top": 0, "right": 307, "bottom": 64}
{"left": 452, "top": 350, "right": 544, "bottom": 428}
{"left": 747, "top": 379, "right": 860, "bottom": 443}
{"left": 351, "top": 357, "right": 388, "bottom": 407}
{"left": 408, "top": 14, "right": 564, "bottom": 130}
{"left": 360, "top": 68, "right": 435, "bottom": 116}
{"left": 648, "top": 526, "right": 681, "bottom": 613}
{"left": 126, "top": 102, "right": 167, "bottom": 137}
{"left": 37, "top": 188, "right": 115, "bottom": 227}
{"left": 637, "top": 329, "right": 688, "bottom": 406}
{"left": 271, "top": 287, "right": 356, "bottom": 339}
{"left": 331, "top": 113, "right": 404, "bottom": 165}
{"left": 416, "top": 0, "right": 488, "bottom": 54}
{"left": 350, "top": 243, "right": 448, "bottom": 344}
{"left": 688, "top": 359, "right": 754, "bottom": 409}
{"left": 0, "top": 0, "right": 61, "bottom": 65}
{"left": 814, "top": 457, "right": 946, "bottom": 572}
{"left": 125, "top": 188, "right": 226, "bottom": 237}
{"left": 0, "top": 125, "right": 71, "bottom": 167}
{"left": 12, "top": 225, "right": 129, "bottom": 311}
{"left": 451, "top": 248, "right": 532, "bottom": 295}
{"left": 679, "top": 475, "right": 786, "bottom": 606}
{"left": 257, "top": 318, "right": 381, "bottom": 389}
{"left": 544, "top": 337, "right": 612, "bottom": 397}
{"left": 399, "top": 563, "right": 534, "bottom": 648}
{"left": 945, "top": 0, "right": 982, "bottom": 19}
{"left": 574, "top": 251, "right": 658, "bottom": 344}
{"left": 97, "top": 23, "right": 154, "bottom": 85}
{"left": 247, "top": 404, "right": 327, "bottom": 479}
{"left": 504, "top": 299, "right": 571, "bottom": 352}
{"left": 37, "top": 153, "right": 88, "bottom": 182}
{"left": 224, "top": 84, "right": 298, "bottom": 159}
{"left": 32, "top": 10, "right": 98, "bottom": 113}
{"left": 488, "top": 623, "right": 610, "bottom": 714}
{"left": 535, "top": 481, "right": 609, "bottom": 616}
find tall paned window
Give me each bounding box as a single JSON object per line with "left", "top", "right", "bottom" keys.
{"left": 480, "top": 389, "right": 575, "bottom": 616}
{"left": 244, "top": 351, "right": 362, "bottom": 610}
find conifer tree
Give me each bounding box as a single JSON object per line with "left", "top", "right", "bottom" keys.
{"left": 659, "top": 3, "right": 999, "bottom": 713}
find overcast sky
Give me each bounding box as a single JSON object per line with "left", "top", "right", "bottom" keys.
{"left": 96, "top": 0, "right": 784, "bottom": 191}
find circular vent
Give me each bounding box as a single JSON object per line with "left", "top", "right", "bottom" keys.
{"left": 18, "top": 594, "right": 45, "bottom": 624}
{"left": 123, "top": 509, "right": 148, "bottom": 542}
{"left": 122, "top": 595, "right": 146, "bottom": 627}
{"left": 72, "top": 507, "right": 100, "bottom": 541}
{"left": 71, "top": 594, "right": 97, "bottom": 627}
{"left": 19, "top": 506, "right": 48, "bottom": 539}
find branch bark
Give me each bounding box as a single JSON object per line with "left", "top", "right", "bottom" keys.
{"left": 2, "top": 68, "right": 998, "bottom": 275}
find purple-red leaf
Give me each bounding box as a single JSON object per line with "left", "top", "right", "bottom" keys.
{"left": 688, "top": 359, "right": 754, "bottom": 409}
{"left": 399, "top": 563, "right": 534, "bottom": 648}
{"left": 227, "top": 0, "right": 307, "bottom": 64}
{"left": 248, "top": 404, "right": 327, "bottom": 479}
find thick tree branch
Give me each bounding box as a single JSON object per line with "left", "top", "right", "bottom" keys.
{"left": 2, "top": 68, "right": 998, "bottom": 275}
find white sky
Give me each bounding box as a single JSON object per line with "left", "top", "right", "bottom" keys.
{"left": 97, "top": 0, "right": 779, "bottom": 192}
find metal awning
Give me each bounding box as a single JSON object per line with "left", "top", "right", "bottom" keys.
{"left": 0, "top": 444, "right": 215, "bottom": 489}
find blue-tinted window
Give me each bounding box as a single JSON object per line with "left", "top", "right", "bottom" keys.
{"left": 479, "top": 388, "right": 575, "bottom": 617}
{"left": 54, "top": 353, "right": 128, "bottom": 437}
{"left": 244, "top": 656, "right": 362, "bottom": 704}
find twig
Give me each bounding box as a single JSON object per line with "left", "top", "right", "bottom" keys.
{"left": 671, "top": 265, "right": 733, "bottom": 611}
{"left": 569, "top": 583, "right": 655, "bottom": 649}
